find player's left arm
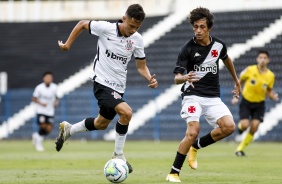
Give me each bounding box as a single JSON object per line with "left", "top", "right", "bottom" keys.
{"left": 222, "top": 56, "right": 241, "bottom": 98}
{"left": 267, "top": 88, "right": 279, "bottom": 101}
{"left": 135, "top": 59, "right": 158, "bottom": 88}
{"left": 54, "top": 96, "right": 60, "bottom": 107}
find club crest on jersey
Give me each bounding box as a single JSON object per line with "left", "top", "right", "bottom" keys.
{"left": 111, "top": 91, "right": 122, "bottom": 99}
{"left": 211, "top": 49, "right": 218, "bottom": 57}
{"left": 125, "top": 40, "right": 134, "bottom": 50}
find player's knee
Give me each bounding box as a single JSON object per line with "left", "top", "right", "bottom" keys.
{"left": 223, "top": 122, "right": 235, "bottom": 135}
{"left": 119, "top": 109, "right": 132, "bottom": 124}
{"left": 185, "top": 130, "right": 198, "bottom": 141}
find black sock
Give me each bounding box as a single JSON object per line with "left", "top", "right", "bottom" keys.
{"left": 170, "top": 152, "right": 186, "bottom": 175}
{"left": 192, "top": 132, "right": 215, "bottom": 149}
{"left": 115, "top": 121, "right": 128, "bottom": 135}
{"left": 38, "top": 128, "right": 48, "bottom": 136}
{"left": 84, "top": 118, "right": 97, "bottom": 131}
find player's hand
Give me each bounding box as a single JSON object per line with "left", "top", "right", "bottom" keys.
{"left": 148, "top": 74, "right": 158, "bottom": 88}
{"left": 271, "top": 92, "right": 279, "bottom": 101}
{"left": 58, "top": 40, "right": 70, "bottom": 51}
{"left": 231, "top": 97, "right": 239, "bottom": 105}
{"left": 232, "top": 82, "right": 241, "bottom": 98}
{"left": 40, "top": 103, "right": 47, "bottom": 107}
{"left": 184, "top": 71, "right": 200, "bottom": 88}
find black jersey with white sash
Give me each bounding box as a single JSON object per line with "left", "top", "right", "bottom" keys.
{"left": 173, "top": 36, "right": 228, "bottom": 98}
{"left": 89, "top": 20, "right": 145, "bottom": 93}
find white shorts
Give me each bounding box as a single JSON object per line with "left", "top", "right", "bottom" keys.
{"left": 180, "top": 95, "right": 233, "bottom": 128}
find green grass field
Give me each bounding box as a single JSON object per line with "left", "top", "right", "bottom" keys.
{"left": 0, "top": 140, "right": 281, "bottom": 184}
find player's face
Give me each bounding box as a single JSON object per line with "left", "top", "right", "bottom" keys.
{"left": 43, "top": 74, "right": 53, "bottom": 85}
{"left": 193, "top": 18, "right": 211, "bottom": 42}
{"left": 122, "top": 16, "right": 142, "bottom": 37}
{"left": 256, "top": 53, "right": 269, "bottom": 67}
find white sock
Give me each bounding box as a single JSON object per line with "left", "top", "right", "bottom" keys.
{"left": 114, "top": 132, "right": 127, "bottom": 155}
{"left": 36, "top": 134, "right": 44, "bottom": 146}
{"left": 70, "top": 119, "right": 88, "bottom": 136}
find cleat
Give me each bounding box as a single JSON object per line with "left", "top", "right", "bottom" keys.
{"left": 235, "top": 151, "right": 246, "bottom": 157}
{"left": 112, "top": 152, "right": 133, "bottom": 174}
{"left": 35, "top": 144, "right": 44, "bottom": 152}
{"left": 188, "top": 146, "right": 198, "bottom": 169}
{"left": 166, "top": 174, "right": 181, "bottom": 182}
{"left": 55, "top": 121, "right": 72, "bottom": 152}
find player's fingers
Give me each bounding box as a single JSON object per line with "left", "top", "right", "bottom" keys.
{"left": 150, "top": 74, "right": 156, "bottom": 80}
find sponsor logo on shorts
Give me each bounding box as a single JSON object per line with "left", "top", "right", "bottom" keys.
{"left": 111, "top": 91, "right": 122, "bottom": 99}
{"left": 188, "top": 106, "right": 196, "bottom": 113}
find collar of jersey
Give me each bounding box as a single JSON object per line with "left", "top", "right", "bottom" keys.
{"left": 116, "top": 20, "right": 123, "bottom": 37}
{"left": 193, "top": 36, "right": 213, "bottom": 45}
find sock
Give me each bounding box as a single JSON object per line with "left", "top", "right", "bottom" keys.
{"left": 36, "top": 134, "right": 44, "bottom": 147}
{"left": 84, "top": 117, "right": 97, "bottom": 131}
{"left": 238, "top": 122, "right": 243, "bottom": 134}
{"left": 236, "top": 132, "right": 254, "bottom": 151}
{"left": 114, "top": 121, "right": 129, "bottom": 155}
{"left": 70, "top": 119, "right": 91, "bottom": 136}
{"left": 170, "top": 152, "right": 186, "bottom": 175}
{"left": 192, "top": 132, "right": 215, "bottom": 149}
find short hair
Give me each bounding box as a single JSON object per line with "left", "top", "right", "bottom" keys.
{"left": 42, "top": 71, "right": 53, "bottom": 78}
{"left": 188, "top": 7, "right": 214, "bottom": 29}
{"left": 126, "top": 4, "right": 145, "bottom": 22}
{"left": 258, "top": 50, "right": 269, "bottom": 57}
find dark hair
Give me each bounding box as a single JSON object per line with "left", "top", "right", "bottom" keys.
{"left": 258, "top": 50, "right": 269, "bottom": 57}
{"left": 126, "top": 4, "right": 145, "bottom": 21}
{"left": 189, "top": 7, "right": 214, "bottom": 29}
{"left": 42, "top": 71, "right": 53, "bottom": 77}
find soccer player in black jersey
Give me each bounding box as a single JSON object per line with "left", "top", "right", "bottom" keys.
{"left": 166, "top": 7, "right": 241, "bottom": 182}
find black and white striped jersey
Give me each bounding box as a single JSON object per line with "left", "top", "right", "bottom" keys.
{"left": 174, "top": 36, "right": 228, "bottom": 98}
{"left": 89, "top": 20, "right": 145, "bottom": 93}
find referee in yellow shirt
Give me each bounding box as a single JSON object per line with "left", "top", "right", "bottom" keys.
{"left": 231, "top": 50, "right": 279, "bottom": 156}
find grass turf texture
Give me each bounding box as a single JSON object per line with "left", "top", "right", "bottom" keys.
{"left": 0, "top": 140, "right": 281, "bottom": 184}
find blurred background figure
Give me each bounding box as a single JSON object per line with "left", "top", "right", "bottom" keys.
{"left": 32, "top": 71, "right": 59, "bottom": 151}
{"left": 232, "top": 50, "right": 279, "bottom": 156}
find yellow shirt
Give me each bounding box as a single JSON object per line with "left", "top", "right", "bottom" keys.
{"left": 241, "top": 65, "right": 275, "bottom": 103}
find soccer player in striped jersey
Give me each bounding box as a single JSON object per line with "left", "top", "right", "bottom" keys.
{"left": 232, "top": 50, "right": 279, "bottom": 156}
{"left": 55, "top": 4, "right": 158, "bottom": 173}
{"left": 166, "top": 7, "right": 241, "bottom": 182}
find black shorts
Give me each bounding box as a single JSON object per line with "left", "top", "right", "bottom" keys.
{"left": 239, "top": 97, "right": 265, "bottom": 122}
{"left": 93, "top": 82, "right": 125, "bottom": 120}
{"left": 37, "top": 114, "right": 54, "bottom": 125}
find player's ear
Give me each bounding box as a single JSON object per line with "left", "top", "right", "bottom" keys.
{"left": 122, "top": 15, "right": 126, "bottom": 22}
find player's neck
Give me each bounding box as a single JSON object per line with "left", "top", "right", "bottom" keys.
{"left": 195, "top": 36, "right": 211, "bottom": 46}
{"left": 118, "top": 24, "right": 127, "bottom": 37}
{"left": 257, "top": 65, "right": 268, "bottom": 73}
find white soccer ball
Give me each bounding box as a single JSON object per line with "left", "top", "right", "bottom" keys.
{"left": 104, "top": 158, "right": 129, "bottom": 183}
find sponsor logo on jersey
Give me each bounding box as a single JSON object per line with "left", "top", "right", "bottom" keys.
{"left": 194, "top": 63, "right": 217, "bottom": 74}
{"left": 105, "top": 50, "right": 127, "bottom": 64}
{"left": 111, "top": 91, "right": 122, "bottom": 99}
{"left": 194, "top": 52, "right": 201, "bottom": 57}
{"left": 125, "top": 40, "right": 134, "bottom": 50}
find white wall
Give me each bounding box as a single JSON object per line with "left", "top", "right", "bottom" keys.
{"left": 0, "top": 0, "right": 282, "bottom": 22}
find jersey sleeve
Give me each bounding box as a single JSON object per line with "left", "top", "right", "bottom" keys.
{"left": 33, "top": 86, "right": 40, "bottom": 98}
{"left": 220, "top": 42, "right": 228, "bottom": 60}
{"left": 89, "top": 21, "right": 110, "bottom": 37}
{"left": 134, "top": 36, "right": 146, "bottom": 59}
{"left": 240, "top": 67, "right": 249, "bottom": 81}
{"left": 173, "top": 45, "right": 189, "bottom": 74}
{"left": 268, "top": 73, "right": 275, "bottom": 89}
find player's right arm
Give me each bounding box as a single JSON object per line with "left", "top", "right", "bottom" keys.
{"left": 58, "top": 20, "right": 90, "bottom": 51}
{"left": 32, "top": 97, "right": 47, "bottom": 107}
{"left": 174, "top": 72, "right": 199, "bottom": 88}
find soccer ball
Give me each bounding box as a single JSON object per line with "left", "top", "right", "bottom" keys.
{"left": 104, "top": 158, "right": 129, "bottom": 183}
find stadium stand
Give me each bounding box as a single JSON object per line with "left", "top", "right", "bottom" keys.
{"left": 1, "top": 9, "right": 282, "bottom": 141}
